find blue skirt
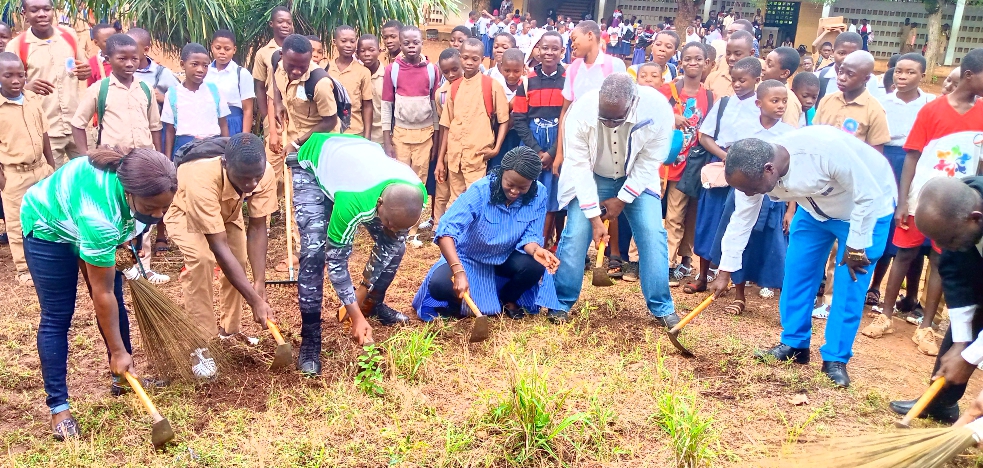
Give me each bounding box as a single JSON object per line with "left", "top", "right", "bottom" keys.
{"left": 482, "top": 34, "right": 493, "bottom": 58}
{"left": 709, "top": 190, "right": 787, "bottom": 288}
{"left": 226, "top": 105, "right": 244, "bottom": 136}
{"left": 412, "top": 255, "right": 561, "bottom": 321}
{"left": 172, "top": 134, "right": 196, "bottom": 159}
{"left": 529, "top": 118, "right": 562, "bottom": 212}
{"left": 693, "top": 158, "right": 730, "bottom": 260}
{"left": 487, "top": 128, "right": 522, "bottom": 170}
{"left": 632, "top": 47, "right": 647, "bottom": 65}
{"left": 882, "top": 145, "right": 907, "bottom": 257}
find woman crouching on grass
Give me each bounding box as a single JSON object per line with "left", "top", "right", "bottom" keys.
{"left": 20, "top": 147, "right": 176, "bottom": 441}
{"left": 412, "top": 147, "right": 562, "bottom": 320}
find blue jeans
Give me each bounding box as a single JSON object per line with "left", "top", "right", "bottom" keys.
{"left": 26, "top": 234, "right": 131, "bottom": 414}
{"left": 554, "top": 175, "right": 674, "bottom": 317}
{"left": 778, "top": 210, "right": 890, "bottom": 363}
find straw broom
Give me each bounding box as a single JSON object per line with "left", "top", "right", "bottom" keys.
{"left": 778, "top": 418, "right": 983, "bottom": 468}
{"left": 126, "top": 246, "right": 229, "bottom": 381}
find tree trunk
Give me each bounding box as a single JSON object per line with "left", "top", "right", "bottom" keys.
{"left": 676, "top": 0, "right": 703, "bottom": 31}
{"left": 924, "top": 6, "right": 943, "bottom": 80}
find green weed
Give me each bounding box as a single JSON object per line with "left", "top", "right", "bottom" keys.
{"left": 384, "top": 323, "right": 442, "bottom": 381}
{"left": 355, "top": 344, "right": 385, "bottom": 397}
{"left": 653, "top": 387, "right": 720, "bottom": 468}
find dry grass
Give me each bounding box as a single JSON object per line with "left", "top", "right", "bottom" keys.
{"left": 2, "top": 212, "right": 983, "bottom": 467}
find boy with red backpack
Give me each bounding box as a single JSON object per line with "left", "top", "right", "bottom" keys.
{"left": 435, "top": 38, "right": 511, "bottom": 207}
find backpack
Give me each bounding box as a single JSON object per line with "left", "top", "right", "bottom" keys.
{"left": 676, "top": 95, "right": 728, "bottom": 198}
{"left": 817, "top": 67, "right": 834, "bottom": 108}
{"left": 665, "top": 82, "right": 713, "bottom": 164}
{"left": 271, "top": 50, "right": 352, "bottom": 132}
{"left": 566, "top": 56, "right": 613, "bottom": 101}
{"left": 448, "top": 75, "right": 495, "bottom": 124}
{"left": 622, "top": 27, "right": 635, "bottom": 42}
{"left": 16, "top": 26, "right": 77, "bottom": 69}
{"left": 96, "top": 77, "right": 152, "bottom": 146}
{"left": 168, "top": 82, "right": 222, "bottom": 124}
{"left": 390, "top": 61, "right": 441, "bottom": 130}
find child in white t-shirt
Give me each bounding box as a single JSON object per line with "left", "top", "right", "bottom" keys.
{"left": 162, "top": 43, "right": 231, "bottom": 158}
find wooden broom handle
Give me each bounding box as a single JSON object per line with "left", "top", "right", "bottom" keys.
{"left": 284, "top": 162, "right": 295, "bottom": 281}
{"left": 594, "top": 220, "right": 610, "bottom": 268}
{"left": 462, "top": 292, "right": 482, "bottom": 318}
{"left": 124, "top": 372, "right": 163, "bottom": 423}
{"left": 900, "top": 377, "right": 947, "bottom": 426}
{"left": 266, "top": 320, "right": 286, "bottom": 345}
{"left": 669, "top": 295, "right": 716, "bottom": 334}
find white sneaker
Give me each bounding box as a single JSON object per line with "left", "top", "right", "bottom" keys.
{"left": 418, "top": 218, "right": 434, "bottom": 230}
{"left": 759, "top": 287, "right": 775, "bottom": 298}
{"left": 190, "top": 347, "right": 217, "bottom": 378}
{"left": 407, "top": 235, "right": 424, "bottom": 249}
{"left": 812, "top": 304, "right": 830, "bottom": 320}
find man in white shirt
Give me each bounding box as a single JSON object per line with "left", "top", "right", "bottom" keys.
{"left": 551, "top": 74, "right": 677, "bottom": 326}
{"left": 888, "top": 177, "right": 983, "bottom": 424}
{"left": 708, "top": 126, "right": 896, "bottom": 388}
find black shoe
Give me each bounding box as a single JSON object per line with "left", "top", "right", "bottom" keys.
{"left": 547, "top": 309, "right": 569, "bottom": 324}
{"left": 754, "top": 343, "right": 810, "bottom": 364}
{"left": 821, "top": 361, "right": 850, "bottom": 387}
{"left": 435, "top": 304, "right": 466, "bottom": 320}
{"left": 889, "top": 398, "right": 960, "bottom": 424}
{"left": 372, "top": 303, "right": 410, "bottom": 326}
{"left": 297, "top": 322, "right": 322, "bottom": 376}
{"left": 503, "top": 304, "right": 526, "bottom": 320}
{"left": 654, "top": 313, "right": 681, "bottom": 330}
{"left": 623, "top": 261, "right": 639, "bottom": 282}
{"left": 110, "top": 376, "right": 168, "bottom": 396}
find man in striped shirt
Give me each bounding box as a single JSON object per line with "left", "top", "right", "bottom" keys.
{"left": 289, "top": 133, "right": 426, "bottom": 375}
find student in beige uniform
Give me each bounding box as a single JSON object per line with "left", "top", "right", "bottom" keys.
{"left": 357, "top": 34, "right": 385, "bottom": 145}
{"left": 164, "top": 134, "right": 277, "bottom": 362}
{"left": 271, "top": 35, "right": 340, "bottom": 153}
{"left": 6, "top": 0, "right": 90, "bottom": 168}
{"left": 71, "top": 33, "right": 166, "bottom": 283}
{"left": 815, "top": 50, "right": 891, "bottom": 152}
{"left": 0, "top": 53, "right": 56, "bottom": 286}
{"left": 762, "top": 46, "right": 803, "bottom": 127}
{"left": 432, "top": 47, "right": 464, "bottom": 227}
{"left": 252, "top": 6, "right": 294, "bottom": 201}
{"left": 329, "top": 25, "right": 373, "bottom": 139}
{"left": 703, "top": 30, "right": 755, "bottom": 99}
{"left": 436, "top": 39, "right": 510, "bottom": 206}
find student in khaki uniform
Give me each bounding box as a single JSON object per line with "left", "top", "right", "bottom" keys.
{"left": 252, "top": 6, "right": 294, "bottom": 199}
{"left": 379, "top": 20, "right": 404, "bottom": 68}
{"left": 6, "top": 0, "right": 90, "bottom": 168}
{"left": 0, "top": 53, "right": 55, "bottom": 286}
{"left": 703, "top": 30, "right": 755, "bottom": 99}
{"left": 164, "top": 134, "right": 277, "bottom": 357}
{"left": 70, "top": 34, "right": 166, "bottom": 283}
{"left": 815, "top": 50, "right": 890, "bottom": 152}
{"left": 436, "top": 39, "right": 510, "bottom": 206}
{"left": 330, "top": 26, "right": 374, "bottom": 139}
{"left": 762, "top": 46, "right": 803, "bottom": 127}
{"left": 271, "top": 35, "right": 339, "bottom": 154}
{"left": 432, "top": 47, "right": 464, "bottom": 227}
{"left": 357, "top": 34, "right": 385, "bottom": 145}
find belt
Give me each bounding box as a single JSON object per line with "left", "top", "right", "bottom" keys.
{"left": 2, "top": 159, "right": 47, "bottom": 174}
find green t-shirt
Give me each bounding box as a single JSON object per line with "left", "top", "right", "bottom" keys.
{"left": 20, "top": 158, "right": 140, "bottom": 267}
{"left": 297, "top": 133, "right": 427, "bottom": 246}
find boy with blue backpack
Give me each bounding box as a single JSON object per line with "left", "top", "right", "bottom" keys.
{"left": 161, "top": 43, "right": 230, "bottom": 158}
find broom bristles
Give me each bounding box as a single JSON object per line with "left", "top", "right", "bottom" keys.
{"left": 780, "top": 426, "right": 979, "bottom": 468}
{"left": 128, "top": 276, "right": 231, "bottom": 381}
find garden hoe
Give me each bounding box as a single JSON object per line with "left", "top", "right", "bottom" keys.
{"left": 591, "top": 220, "right": 615, "bottom": 287}
{"left": 665, "top": 295, "right": 717, "bottom": 358}
{"left": 896, "top": 377, "right": 946, "bottom": 428}
{"left": 267, "top": 162, "right": 297, "bottom": 287}
{"left": 462, "top": 292, "right": 489, "bottom": 343}
{"left": 124, "top": 371, "right": 174, "bottom": 450}
{"left": 265, "top": 319, "right": 293, "bottom": 370}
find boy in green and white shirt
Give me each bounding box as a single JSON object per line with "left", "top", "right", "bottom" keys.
{"left": 289, "top": 133, "right": 425, "bottom": 375}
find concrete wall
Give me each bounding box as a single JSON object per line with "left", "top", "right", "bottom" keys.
{"left": 794, "top": 1, "right": 824, "bottom": 49}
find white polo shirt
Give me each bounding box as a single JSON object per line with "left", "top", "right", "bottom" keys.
{"left": 205, "top": 60, "right": 257, "bottom": 109}
{"left": 161, "top": 84, "right": 232, "bottom": 138}
{"left": 876, "top": 89, "right": 935, "bottom": 147}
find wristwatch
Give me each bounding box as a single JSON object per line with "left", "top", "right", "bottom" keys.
{"left": 847, "top": 249, "right": 867, "bottom": 261}
{"left": 291, "top": 140, "right": 301, "bottom": 151}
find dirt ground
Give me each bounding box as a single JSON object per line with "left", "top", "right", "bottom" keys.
{"left": 0, "top": 41, "right": 977, "bottom": 468}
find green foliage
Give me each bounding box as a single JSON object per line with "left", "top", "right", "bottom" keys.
{"left": 383, "top": 323, "right": 442, "bottom": 381}
{"left": 486, "top": 359, "right": 589, "bottom": 464}
{"left": 355, "top": 344, "right": 385, "bottom": 397}
{"left": 653, "top": 387, "right": 720, "bottom": 468}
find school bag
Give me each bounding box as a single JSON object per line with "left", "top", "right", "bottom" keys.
{"left": 622, "top": 26, "right": 635, "bottom": 42}
{"left": 389, "top": 61, "right": 441, "bottom": 130}
{"left": 167, "top": 83, "right": 222, "bottom": 125}
{"left": 271, "top": 50, "right": 352, "bottom": 132}
{"left": 15, "top": 26, "right": 77, "bottom": 69}
{"left": 676, "top": 95, "right": 728, "bottom": 198}
{"left": 95, "top": 77, "right": 152, "bottom": 146}
{"left": 565, "top": 56, "right": 613, "bottom": 101}
{"left": 447, "top": 75, "right": 496, "bottom": 127}
{"left": 666, "top": 81, "right": 713, "bottom": 164}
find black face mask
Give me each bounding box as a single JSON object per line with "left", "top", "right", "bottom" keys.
{"left": 133, "top": 210, "right": 163, "bottom": 226}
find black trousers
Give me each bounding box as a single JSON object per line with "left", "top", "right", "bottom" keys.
{"left": 932, "top": 312, "right": 983, "bottom": 407}
{"left": 429, "top": 251, "right": 545, "bottom": 308}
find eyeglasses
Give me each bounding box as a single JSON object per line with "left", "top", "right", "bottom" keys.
{"left": 598, "top": 96, "right": 638, "bottom": 128}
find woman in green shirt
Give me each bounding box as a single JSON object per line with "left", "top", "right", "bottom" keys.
{"left": 21, "top": 147, "right": 177, "bottom": 441}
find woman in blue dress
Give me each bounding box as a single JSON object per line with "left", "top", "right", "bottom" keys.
{"left": 412, "top": 148, "right": 561, "bottom": 320}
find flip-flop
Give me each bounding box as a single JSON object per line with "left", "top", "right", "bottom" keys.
{"left": 52, "top": 416, "right": 80, "bottom": 441}
{"left": 607, "top": 256, "right": 624, "bottom": 279}
{"left": 682, "top": 281, "right": 706, "bottom": 294}
{"left": 154, "top": 238, "right": 169, "bottom": 255}
{"left": 724, "top": 299, "right": 746, "bottom": 315}
{"left": 865, "top": 289, "right": 880, "bottom": 306}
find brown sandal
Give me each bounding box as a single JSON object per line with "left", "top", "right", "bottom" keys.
{"left": 724, "top": 299, "right": 746, "bottom": 315}
{"left": 682, "top": 281, "right": 707, "bottom": 294}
